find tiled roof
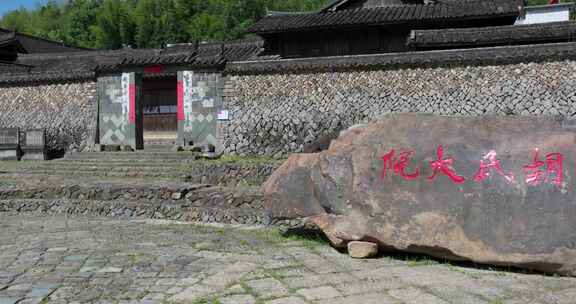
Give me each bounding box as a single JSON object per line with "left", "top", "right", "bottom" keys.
{"left": 226, "top": 41, "right": 576, "bottom": 75}
{"left": 0, "top": 28, "right": 88, "bottom": 54}
{"left": 114, "top": 39, "right": 263, "bottom": 68}
{"left": 246, "top": 0, "right": 520, "bottom": 34}
{"left": 408, "top": 21, "right": 576, "bottom": 49}
{"left": 0, "top": 39, "right": 263, "bottom": 84}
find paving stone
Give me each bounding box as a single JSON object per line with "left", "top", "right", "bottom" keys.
{"left": 63, "top": 255, "right": 87, "bottom": 262}
{"left": 220, "top": 294, "right": 257, "bottom": 304}
{"left": 316, "top": 292, "right": 399, "bottom": 304}
{"left": 285, "top": 273, "right": 356, "bottom": 289}
{"left": 389, "top": 287, "right": 450, "bottom": 304}
{"left": 47, "top": 248, "right": 68, "bottom": 252}
{"left": 0, "top": 215, "right": 572, "bottom": 304}
{"left": 27, "top": 286, "right": 56, "bottom": 298}
{"left": 245, "top": 278, "right": 288, "bottom": 299}
{"left": 202, "top": 262, "right": 257, "bottom": 288}
{"left": 296, "top": 286, "right": 341, "bottom": 300}
{"left": 171, "top": 284, "right": 219, "bottom": 302}
{"left": 7, "top": 284, "right": 31, "bottom": 291}
{"left": 79, "top": 266, "right": 100, "bottom": 273}
{"left": 0, "top": 298, "right": 20, "bottom": 304}
{"left": 428, "top": 285, "right": 489, "bottom": 304}
{"left": 273, "top": 267, "right": 313, "bottom": 278}
{"left": 166, "top": 287, "right": 183, "bottom": 295}
{"left": 265, "top": 296, "right": 307, "bottom": 304}
{"left": 550, "top": 288, "right": 576, "bottom": 304}
{"left": 221, "top": 284, "right": 246, "bottom": 296}
{"left": 335, "top": 279, "right": 403, "bottom": 296}
{"left": 97, "top": 267, "right": 123, "bottom": 273}
{"left": 16, "top": 298, "right": 43, "bottom": 304}
{"left": 141, "top": 292, "right": 165, "bottom": 300}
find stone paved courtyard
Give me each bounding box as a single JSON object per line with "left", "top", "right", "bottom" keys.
{"left": 0, "top": 215, "right": 575, "bottom": 304}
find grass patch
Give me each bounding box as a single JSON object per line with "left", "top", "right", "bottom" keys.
{"left": 194, "top": 241, "right": 213, "bottom": 251}
{"left": 190, "top": 297, "right": 222, "bottom": 304}
{"left": 239, "top": 281, "right": 255, "bottom": 295}
{"left": 127, "top": 253, "right": 142, "bottom": 265}
{"left": 282, "top": 228, "right": 329, "bottom": 251}
{"left": 0, "top": 180, "right": 17, "bottom": 187}
{"left": 195, "top": 155, "right": 283, "bottom": 166}
{"left": 489, "top": 297, "right": 505, "bottom": 304}
{"left": 249, "top": 227, "right": 328, "bottom": 250}
{"left": 406, "top": 257, "right": 440, "bottom": 267}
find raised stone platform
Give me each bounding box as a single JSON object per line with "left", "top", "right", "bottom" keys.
{"left": 1, "top": 154, "right": 280, "bottom": 186}
{"left": 0, "top": 179, "right": 266, "bottom": 225}
{"left": 0, "top": 155, "right": 281, "bottom": 225}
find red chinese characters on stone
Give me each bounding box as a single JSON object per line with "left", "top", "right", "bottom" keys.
{"left": 427, "top": 145, "right": 466, "bottom": 184}
{"left": 381, "top": 149, "right": 420, "bottom": 182}
{"left": 473, "top": 150, "right": 515, "bottom": 183}
{"left": 523, "top": 149, "right": 564, "bottom": 188}
{"left": 380, "top": 146, "right": 567, "bottom": 189}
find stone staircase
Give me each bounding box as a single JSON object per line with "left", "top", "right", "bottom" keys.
{"left": 0, "top": 151, "right": 283, "bottom": 225}
{"left": 0, "top": 181, "right": 266, "bottom": 225}
{"left": 65, "top": 151, "right": 201, "bottom": 161}
{"left": 2, "top": 152, "right": 280, "bottom": 185}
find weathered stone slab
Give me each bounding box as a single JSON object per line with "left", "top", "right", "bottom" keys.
{"left": 263, "top": 113, "right": 576, "bottom": 275}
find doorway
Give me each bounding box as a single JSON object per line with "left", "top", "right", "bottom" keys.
{"left": 141, "top": 77, "right": 178, "bottom": 148}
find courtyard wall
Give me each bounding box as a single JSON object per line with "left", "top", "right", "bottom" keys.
{"left": 0, "top": 81, "right": 97, "bottom": 153}
{"left": 223, "top": 43, "right": 576, "bottom": 156}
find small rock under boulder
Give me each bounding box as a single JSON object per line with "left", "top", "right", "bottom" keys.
{"left": 348, "top": 241, "right": 379, "bottom": 259}
{"left": 263, "top": 113, "right": 576, "bottom": 276}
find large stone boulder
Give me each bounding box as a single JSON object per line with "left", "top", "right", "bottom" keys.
{"left": 263, "top": 113, "right": 576, "bottom": 276}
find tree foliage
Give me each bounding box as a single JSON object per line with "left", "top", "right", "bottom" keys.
{"left": 0, "top": 0, "right": 570, "bottom": 50}
{"left": 0, "top": 0, "right": 327, "bottom": 49}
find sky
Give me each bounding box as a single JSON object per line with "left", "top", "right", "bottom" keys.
{"left": 0, "top": 0, "right": 48, "bottom": 17}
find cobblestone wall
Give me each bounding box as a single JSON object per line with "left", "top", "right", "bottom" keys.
{"left": 224, "top": 60, "right": 576, "bottom": 156}
{"left": 0, "top": 81, "right": 97, "bottom": 152}
{"left": 0, "top": 184, "right": 266, "bottom": 225}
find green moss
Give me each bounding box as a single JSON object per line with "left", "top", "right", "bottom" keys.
{"left": 248, "top": 227, "right": 328, "bottom": 251}
{"left": 190, "top": 297, "right": 222, "bottom": 304}
{"left": 406, "top": 258, "right": 439, "bottom": 267}
{"left": 127, "top": 253, "right": 142, "bottom": 265}
{"left": 193, "top": 154, "right": 284, "bottom": 166}
{"left": 489, "top": 298, "right": 505, "bottom": 304}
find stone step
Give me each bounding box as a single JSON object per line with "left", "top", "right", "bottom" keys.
{"left": 24, "top": 161, "right": 194, "bottom": 168}
{"left": 0, "top": 182, "right": 262, "bottom": 202}
{"left": 16, "top": 169, "right": 188, "bottom": 179}
{"left": 0, "top": 182, "right": 266, "bottom": 226}
{"left": 143, "top": 143, "right": 177, "bottom": 152}
{"left": 65, "top": 151, "right": 202, "bottom": 161}
{"left": 0, "top": 199, "right": 267, "bottom": 225}
{"left": 12, "top": 170, "right": 268, "bottom": 187}
{"left": 0, "top": 157, "right": 280, "bottom": 187}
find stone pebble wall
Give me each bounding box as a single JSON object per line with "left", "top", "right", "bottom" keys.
{"left": 0, "top": 81, "right": 97, "bottom": 152}
{"left": 180, "top": 162, "right": 281, "bottom": 186}
{"left": 224, "top": 60, "right": 576, "bottom": 156}
{"left": 0, "top": 184, "right": 267, "bottom": 225}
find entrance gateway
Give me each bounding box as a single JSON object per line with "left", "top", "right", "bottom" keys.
{"left": 97, "top": 70, "right": 223, "bottom": 151}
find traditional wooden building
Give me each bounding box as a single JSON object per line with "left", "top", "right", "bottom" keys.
{"left": 247, "top": 0, "right": 522, "bottom": 58}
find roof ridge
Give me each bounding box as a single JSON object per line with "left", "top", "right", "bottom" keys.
{"left": 246, "top": 0, "right": 520, "bottom": 34}
{"left": 416, "top": 20, "right": 576, "bottom": 33}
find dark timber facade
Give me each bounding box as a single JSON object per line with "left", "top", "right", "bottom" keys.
{"left": 247, "top": 0, "right": 522, "bottom": 58}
